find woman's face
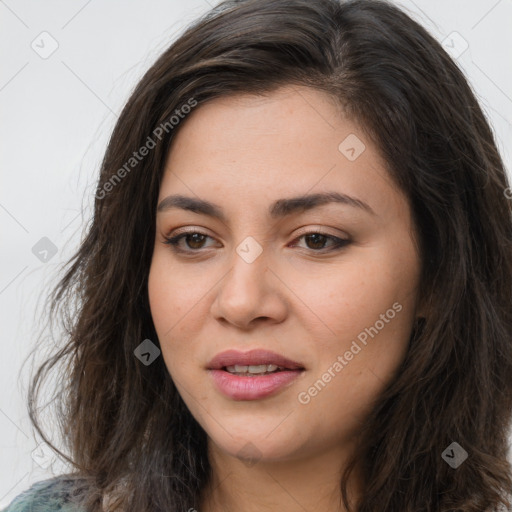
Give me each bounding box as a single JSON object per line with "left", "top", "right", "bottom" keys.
{"left": 148, "top": 85, "right": 422, "bottom": 464}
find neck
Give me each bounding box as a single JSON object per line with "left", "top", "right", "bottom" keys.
{"left": 199, "top": 441, "right": 362, "bottom": 512}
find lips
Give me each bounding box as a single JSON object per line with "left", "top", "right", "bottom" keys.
{"left": 207, "top": 349, "right": 305, "bottom": 400}
{"left": 207, "top": 349, "right": 305, "bottom": 371}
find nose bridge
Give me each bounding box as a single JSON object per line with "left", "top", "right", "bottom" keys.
{"left": 222, "top": 236, "right": 269, "bottom": 304}
{"left": 212, "top": 235, "right": 286, "bottom": 326}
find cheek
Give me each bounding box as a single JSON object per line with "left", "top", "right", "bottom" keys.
{"left": 295, "top": 248, "right": 418, "bottom": 383}
{"left": 293, "top": 268, "right": 415, "bottom": 440}
{"left": 294, "top": 256, "right": 412, "bottom": 338}
{"left": 148, "top": 252, "right": 216, "bottom": 386}
{"left": 148, "top": 256, "right": 190, "bottom": 366}
{"left": 148, "top": 252, "right": 202, "bottom": 334}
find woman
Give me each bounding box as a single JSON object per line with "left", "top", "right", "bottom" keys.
{"left": 4, "top": 0, "right": 512, "bottom": 511}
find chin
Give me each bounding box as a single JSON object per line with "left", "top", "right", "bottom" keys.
{"left": 205, "top": 420, "right": 305, "bottom": 464}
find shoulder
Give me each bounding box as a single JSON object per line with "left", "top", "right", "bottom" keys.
{"left": 1, "top": 474, "right": 90, "bottom": 512}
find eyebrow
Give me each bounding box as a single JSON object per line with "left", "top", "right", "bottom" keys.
{"left": 156, "top": 191, "right": 376, "bottom": 221}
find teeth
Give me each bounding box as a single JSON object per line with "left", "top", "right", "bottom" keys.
{"left": 225, "top": 364, "right": 281, "bottom": 374}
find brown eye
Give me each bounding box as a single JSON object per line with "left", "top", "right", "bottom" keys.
{"left": 163, "top": 230, "right": 350, "bottom": 255}
{"left": 184, "top": 233, "right": 207, "bottom": 249}
{"left": 291, "top": 232, "right": 350, "bottom": 252}
{"left": 163, "top": 231, "right": 216, "bottom": 252}
{"left": 304, "top": 233, "right": 329, "bottom": 250}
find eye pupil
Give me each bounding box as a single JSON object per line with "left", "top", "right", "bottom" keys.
{"left": 187, "top": 233, "right": 206, "bottom": 249}
{"left": 305, "top": 233, "right": 327, "bottom": 249}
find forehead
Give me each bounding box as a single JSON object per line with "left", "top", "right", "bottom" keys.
{"left": 159, "top": 85, "right": 405, "bottom": 220}
{"left": 168, "top": 85, "right": 346, "bottom": 156}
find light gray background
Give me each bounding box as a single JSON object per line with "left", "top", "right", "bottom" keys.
{"left": 1, "top": 0, "right": 511, "bottom": 505}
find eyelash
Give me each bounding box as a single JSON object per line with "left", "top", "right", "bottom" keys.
{"left": 162, "top": 229, "right": 350, "bottom": 255}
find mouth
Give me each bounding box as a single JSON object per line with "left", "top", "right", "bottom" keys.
{"left": 222, "top": 363, "right": 290, "bottom": 376}
{"left": 207, "top": 348, "right": 305, "bottom": 373}
{"left": 206, "top": 349, "right": 306, "bottom": 400}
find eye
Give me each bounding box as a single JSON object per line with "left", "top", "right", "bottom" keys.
{"left": 289, "top": 231, "right": 350, "bottom": 252}
{"left": 163, "top": 231, "right": 217, "bottom": 252}
{"left": 162, "top": 229, "right": 350, "bottom": 255}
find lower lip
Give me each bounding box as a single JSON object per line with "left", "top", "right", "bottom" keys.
{"left": 208, "top": 369, "right": 304, "bottom": 400}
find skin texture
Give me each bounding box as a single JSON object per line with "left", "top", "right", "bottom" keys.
{"left": 148, "top": 85, "right": 423, "bottom": 512}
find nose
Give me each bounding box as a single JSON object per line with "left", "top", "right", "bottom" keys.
{"left": 210, "top": 246, "right": 288, "bottom": 329}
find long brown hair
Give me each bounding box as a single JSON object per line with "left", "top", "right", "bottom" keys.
{"left": 28, "top": 0, "right": 512, "bottom": 510}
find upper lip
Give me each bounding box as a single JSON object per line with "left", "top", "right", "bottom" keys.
{"left": 207, "top": 349, "right": 305, "bottom": 371}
